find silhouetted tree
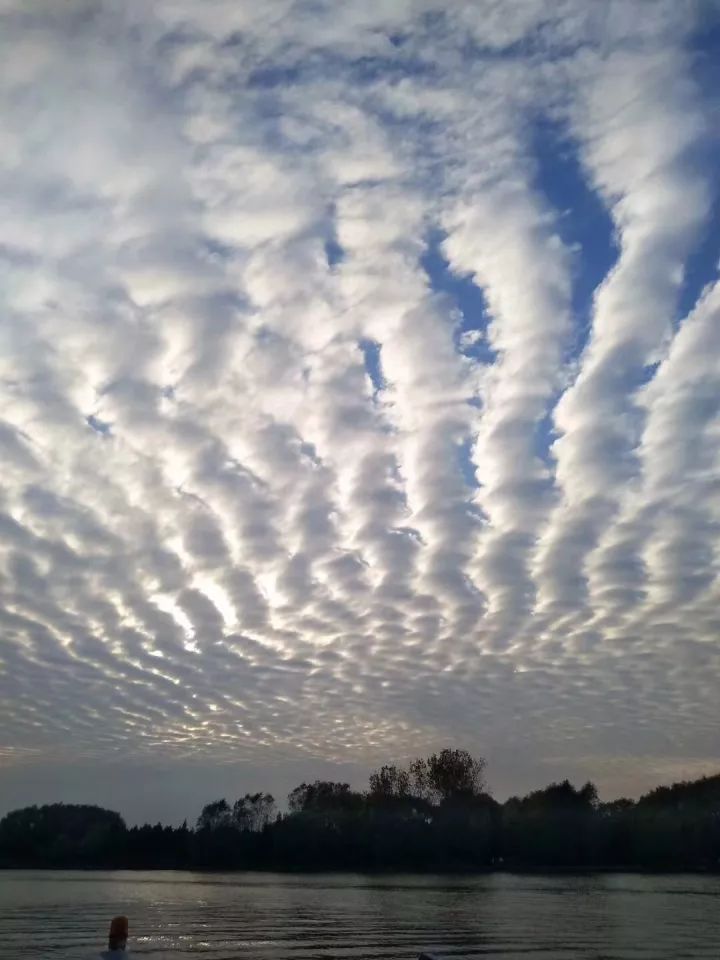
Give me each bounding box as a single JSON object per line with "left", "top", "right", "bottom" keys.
{"left": 631, "top": 773, "right": 720, "bottom": 868}
{"left": 368, "top": 764, "right": 411, "bottom": 800}
{"left": 503, "top": 779, "right": 599, "bottom": 867}
{"left": 385, "top": 749, "right": 488, "bottom": 805}
{"left": 1, "top": 763, "right": 718, "bottom": 872}
{"left": 233, "top": 793, "right": 275, "bottom": 832}
{"left": 196, "top": 798, "right": 232, "bottom": 831}
{"left": 288, "top": 781, "right": 363, "bottom": 815}
{"left": 0, "top": 804, "right": 125, "bottom": 867}
{"left": 426, "top": 749, "right": 487, "bottom": 802}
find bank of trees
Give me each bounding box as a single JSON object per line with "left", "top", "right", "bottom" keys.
{"left": 1, "top": 750, "right": 718, "bottom": 871}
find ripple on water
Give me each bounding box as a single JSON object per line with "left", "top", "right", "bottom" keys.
{"left": 0, "top": 872, "right": 719, "bottom": 960}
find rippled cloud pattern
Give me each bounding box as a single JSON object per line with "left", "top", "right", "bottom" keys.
{"left": 1, "top": 0, "right": 719, "bottom": 795}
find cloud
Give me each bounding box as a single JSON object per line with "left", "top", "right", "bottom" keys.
{"left": 0, "top": 0, "right": 719, "bottom": 812}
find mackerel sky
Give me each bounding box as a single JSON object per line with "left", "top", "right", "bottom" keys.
{"left": 1, "top": 0, "right": 719, "bottom": 825}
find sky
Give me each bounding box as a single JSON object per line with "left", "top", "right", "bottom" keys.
{"left": 1, "top": 0, "right": 719, "bottom": 827}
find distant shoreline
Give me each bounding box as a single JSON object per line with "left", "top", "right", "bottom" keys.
{"left": 2, "top": 864, "right": 719, "bottom": 875}
{"left": 2, "top": 757, "right": 718, "bottom": 874}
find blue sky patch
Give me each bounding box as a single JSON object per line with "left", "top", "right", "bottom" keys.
{"left": 359, "top": 338, "right": 384, "bottom": 393}
{"left": 86, "top": 415, "right": 112, "bottom": 436}
{"left": 530, "top": 117, "right": 619, "bottom": 360}
{"left": 421, "top": 230, "right": 496, "bottom": 365}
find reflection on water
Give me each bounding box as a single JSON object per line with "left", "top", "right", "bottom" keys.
{"left": 0, "top": 871, "right": 718, "bottom": 960}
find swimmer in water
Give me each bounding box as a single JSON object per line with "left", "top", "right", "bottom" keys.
{"left": 100, "top": 916, "right": 130, "bottom": 958}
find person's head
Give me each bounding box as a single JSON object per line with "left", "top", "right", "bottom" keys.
{"left": 108, "top": 916, "right": 128, "bottom": 952}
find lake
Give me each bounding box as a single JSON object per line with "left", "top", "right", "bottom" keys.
{"left": 0, "top": 871, "right": 718, "bottom": 959}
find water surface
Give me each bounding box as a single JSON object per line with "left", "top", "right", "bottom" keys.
{"left": 1, "top": 871, "right": 718, "bottom": 960}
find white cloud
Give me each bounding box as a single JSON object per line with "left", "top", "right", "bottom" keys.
{"left": 0, "top": 0, "right": 718, "bottom": 808}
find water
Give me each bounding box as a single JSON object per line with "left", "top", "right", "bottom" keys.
{"left": 1, "top": 871, "right": 718, "bottom": 960}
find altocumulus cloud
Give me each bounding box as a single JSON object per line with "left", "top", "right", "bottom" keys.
{"left": 0, "top": 0, "right": 719, "bottom": 808}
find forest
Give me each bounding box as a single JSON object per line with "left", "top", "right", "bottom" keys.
{"left": 1, "top": 750, "right": 718, "bottom": 871}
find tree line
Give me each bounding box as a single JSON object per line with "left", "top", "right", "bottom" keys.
{"left": 1, "top": 749, "right": 718, "bottom": 871}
